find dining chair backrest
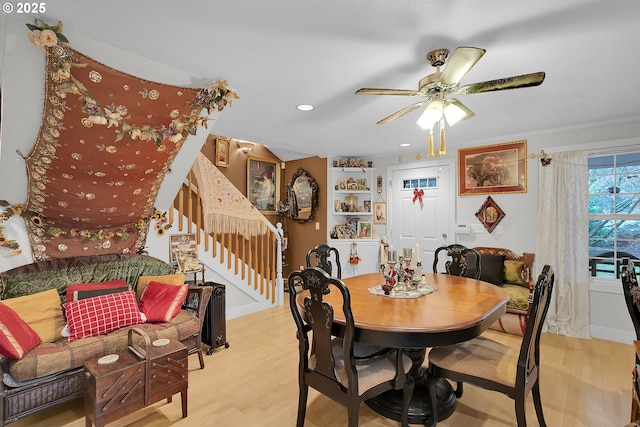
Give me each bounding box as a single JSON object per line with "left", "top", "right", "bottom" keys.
{"left": 520, "top": 264, "right": 555, "bottom": 377}
{"left": 433, "top": 244, "right": 481, "bottom": 279}
{"left": 426, "top": 264, "right": 554, "bottom": 427}
{"left": 622, "top": 258, "right": 640, "bottom": 340}
{"left": 287, "top": 267, "right": 412, "bottom": 427}
{"left": 306, "top": 244, "right": 341, "bottom": 278}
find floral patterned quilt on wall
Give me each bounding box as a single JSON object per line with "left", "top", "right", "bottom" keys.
{"left": 19, "top": 21, "right": 237, "bottom": 260}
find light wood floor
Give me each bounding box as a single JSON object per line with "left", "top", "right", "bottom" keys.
{"left": 14, "top": 304, "right": 634, "bottom": 427}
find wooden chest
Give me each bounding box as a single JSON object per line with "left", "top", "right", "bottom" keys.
{"left": 84, "top": 329, "right": 188, "bottom": 427}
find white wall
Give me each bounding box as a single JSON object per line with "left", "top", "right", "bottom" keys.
{"left": 370, "top": 118, "right": 640, "bottom": 343}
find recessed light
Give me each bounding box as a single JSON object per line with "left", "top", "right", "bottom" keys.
{"left": 399, "top": 143, "right": 411, "bottom": 147}
{"left": 296, "top": 104, "right": 314, "bottom": 111}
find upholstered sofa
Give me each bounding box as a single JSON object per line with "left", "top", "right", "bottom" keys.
{"left": 0, "top": 254, "right": 211, "bottom": 426}
{"left": 465, "top": 247, "right": 535, "bottom": 336}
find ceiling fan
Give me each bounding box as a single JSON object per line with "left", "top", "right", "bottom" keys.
{"left": 355, "top": 47, "right": 545, "bottom": 155}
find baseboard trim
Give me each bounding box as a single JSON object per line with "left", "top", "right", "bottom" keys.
{"left": 590, "top": 325, "right": 635, "bottom": 344}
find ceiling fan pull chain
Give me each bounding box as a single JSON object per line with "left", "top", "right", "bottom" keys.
{"left": 428, "top": 131, "right": 435, "bottom": 157}
{"left": 439, "top": 118, "right": 446, "bottom": 155}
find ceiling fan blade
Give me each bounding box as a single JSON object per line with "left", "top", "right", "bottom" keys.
{"left": 439, "top": 47, "right": 486, "bottom": 86}
{"left": 457, "top": 71, "right": 546, "bottom": 95}
{"left": 356, "top": 88, "right": 424, "bottom": 96}
{"left": 376, "top": 101, "right": 428, "bottom": 125}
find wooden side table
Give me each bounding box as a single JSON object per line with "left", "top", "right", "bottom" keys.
{"left": 84, "top": 329, "right": 188, "bottom": 427}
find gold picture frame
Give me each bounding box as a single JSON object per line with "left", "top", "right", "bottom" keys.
{"left": 247, "top": 155, "right": 280, "bottom": 214}
{"left": 215, "top": 137, "right": 230, "bottom": 167}
{"left": 373, "top": 201, "right": 387, "bottom": 224}
{"left": 458, "top": 140, "right": 527, "bottom": 196}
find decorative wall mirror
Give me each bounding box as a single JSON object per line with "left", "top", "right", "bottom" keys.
{"left": 287, "top": 167, "right": 319, "bottom": 223}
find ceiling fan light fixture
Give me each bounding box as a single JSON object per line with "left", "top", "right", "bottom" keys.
{"left": 416, "top": 100, "right": 443, "bottom": 130}
{"left": 443, "top": 102, "right": 467, "bottom": 126}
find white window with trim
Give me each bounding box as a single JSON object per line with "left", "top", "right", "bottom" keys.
{"left": 588, "top": 152, "right": 640, "bottom": 279}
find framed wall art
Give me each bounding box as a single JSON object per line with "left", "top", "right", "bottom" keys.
{"left": 169, "top": 233, "right": 200, "bottom": 272}
{"left": 215, "top": 137, "right": 230, "bottom": 167}
{"left": 458, "top": 140, "right": 527, "bottom": 196}
{"left": 247, "top": 155, "right": 280, "bottom": 214}
{"left": 357, "top": 221, "right": 372, "bottom": 238}
{"left": 373, "top": 201, "right": 387, "bottom": 224}
{"left": 475, "top": 196, "right": 505, "bottom": 233}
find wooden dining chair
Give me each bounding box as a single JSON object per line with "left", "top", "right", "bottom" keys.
{"left": 306, "top": 243, "right": 342, "bottom": 278}
{"left": 288, "top": 267, "right": 414, "bottom": 427}
{"left": 622, "top": 258, "right": 640, "bottom": 422}
{"left": 432, "top": 244, "right": 481, "bottom": 279}
{"left": 622, "top": 258, "right": 640, "bottom": 340}
{"left": 426, "top": 265, "right": 555, "bottom": 427}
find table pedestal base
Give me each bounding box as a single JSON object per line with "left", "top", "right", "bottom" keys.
{"left": 365, "top": 350, "right": 456, "bottom": 426}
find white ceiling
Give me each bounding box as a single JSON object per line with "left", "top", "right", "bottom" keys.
{"left": 7, "top": 0, "right": 640, "bottom": 160}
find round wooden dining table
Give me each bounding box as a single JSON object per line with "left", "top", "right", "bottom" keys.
{"left": 327, "top": 272, "right": 509, "bottom": 425}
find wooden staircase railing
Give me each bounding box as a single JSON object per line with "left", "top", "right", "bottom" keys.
{"left": 170, "top": 170, "right": 283, "bottom": 305}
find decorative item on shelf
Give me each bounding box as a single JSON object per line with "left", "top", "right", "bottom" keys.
{"left": 345, "top": 194, "right": 359, "bottom": 212}
{"left": 357, "top": 221, "right": 372, "bottom": 238}
{"left": 475, "top": 195, "right": 506, "bottom": 233}
{"left": 349, "top": 242, "right": 361, "bottom": 264}
{"left": 346, "top": 177, "right": 357, "bottom": 190}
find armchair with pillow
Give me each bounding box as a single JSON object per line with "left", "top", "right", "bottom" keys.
{"left": 466, "top": 247, "right": 535, "bottom": 336}
{"left": 0, "top": 253, "right": 212, "bottom": 427}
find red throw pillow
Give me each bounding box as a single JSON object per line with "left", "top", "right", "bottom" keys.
{"left": 0, "top": 303, "right": 41, "bottom": 359}
{"left": 65, "top": 279, "right": 128, "bottom": 302}
{"left": 62, "top": 290, "right": 143, "bottom": 342}
{"left": 138, "top": 281, "right": 188, "bottom": 322}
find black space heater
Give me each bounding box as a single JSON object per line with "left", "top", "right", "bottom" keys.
{"left": 201, "top": 282, "right": 230, "bottom": 354}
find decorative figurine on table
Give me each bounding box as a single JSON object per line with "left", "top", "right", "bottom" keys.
{"left": 381, "top": 250, "right": 398, "bottom": 295}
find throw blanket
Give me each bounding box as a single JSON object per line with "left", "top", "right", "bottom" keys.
{"left": 192, "top": 153, "right": 267, "bottom": 237}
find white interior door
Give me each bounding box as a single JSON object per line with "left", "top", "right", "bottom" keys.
{"left": 390, "top": 164, "right": 453, "bottom": 272}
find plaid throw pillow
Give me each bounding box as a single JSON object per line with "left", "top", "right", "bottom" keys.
{"left": 62, "top": 290, "right": 143, "bottom": 342}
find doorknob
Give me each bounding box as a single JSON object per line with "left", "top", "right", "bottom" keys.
{"left": 442, "top": 233, "right": 447, "bottom": 239}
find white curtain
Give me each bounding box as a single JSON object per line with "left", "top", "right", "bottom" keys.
{"left": 536, "top": 150, "right": 591, "bottom": 338}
